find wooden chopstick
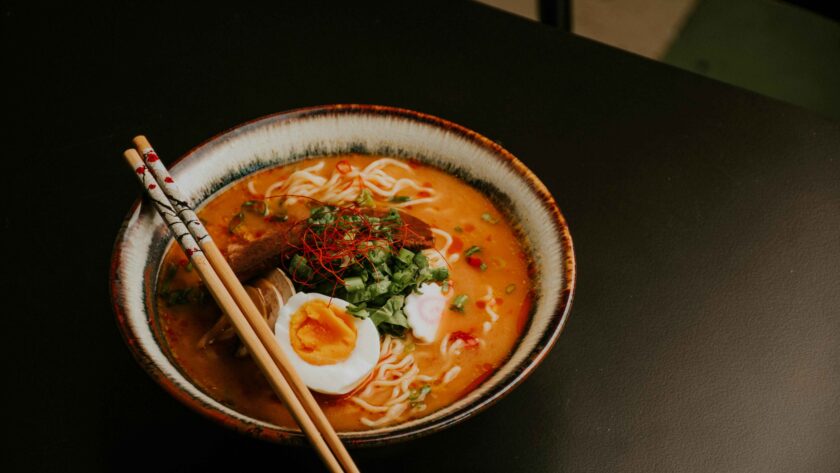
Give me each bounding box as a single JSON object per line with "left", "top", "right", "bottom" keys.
{"left": 131, "top": 137, "right": 359, "bottom": 473}
{"left": 131, "top": 136, "right": 359, "bottom": 473}
{"left": 123, "top": 148, "right": 352, "bottom": 473}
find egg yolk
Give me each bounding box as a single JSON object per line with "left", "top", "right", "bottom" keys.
{"left": 289, "top": 300, "right": 358, "bottom": 365}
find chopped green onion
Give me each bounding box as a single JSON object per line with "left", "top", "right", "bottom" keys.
{"left": 367, "top": 248, "right": 388, "bottom": 265}
{"left": 381, "top": 208, "right": 402, "bottom": 223}
{"left": 356, "top": 188, "right": 374, "bottom": 207}
{"left": 409, "top": 384, "right": 432, "bottom": 406}
{"left": 368, "top": 278, "right": 392, "bottom": 298}
{"left": 159, "top": 286, "right": 207, "bottom": 306}
{"left": 464, "top": 245, "right": 481, "bottom": 257}
{"left": 479, "top": 262, "right": 488, "bottom": 271}
{"left": 370, "top": 295, "right": 409, "bottom": 330}
{"left": 289, "top": 254, "right": 313, "bottom": 281}
{"left": 391, "top": 267, "right": 418, "bottom": 293}
{"left": 430, "top": 267, "right": 449, "bottom": 281}
{"left": 413, "top": 252, "right": 429, "bottom": 269}
{"left": 450, "top": 294, "right": 468, "bottom": 312}
{"left": 242, "top": 200, "right": 268, "bottom": 216}
{"left": 347, "top": 303, "right": 370, "bottom": 319}
{"left": 389, "top": 195, "right": 411, "bottom": 203}
{"left": 454, "top": 225, "right": 463, "bottom": 233}
{"left": 396, "top": 248, "right": 415, "bottom": 265}
{"left": 343, "top": 276, "right": 365, "bottom": 293}
{"left": 441, "top": 280, "right": 450, "bottom": 293}
{"left": 481, "top": 212, "right": 499, "bottom": 224}
{"left": 505, "top": 283, "right": 516, "bottom": 294}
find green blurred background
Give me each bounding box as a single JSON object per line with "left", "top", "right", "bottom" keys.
{"left": 478, "top": 0, "right": 840, "bottom": 121}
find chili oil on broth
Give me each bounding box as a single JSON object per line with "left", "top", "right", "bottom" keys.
{"left": 155, "top": 155, "right": 534, "bottom": 431}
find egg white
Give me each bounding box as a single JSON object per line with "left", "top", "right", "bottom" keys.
{"left": 274, "top": 292, "right": 380, "bottom": 395}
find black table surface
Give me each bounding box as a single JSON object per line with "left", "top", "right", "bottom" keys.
{"left": 4, "top": 1, "right": 840, "bottom": 471}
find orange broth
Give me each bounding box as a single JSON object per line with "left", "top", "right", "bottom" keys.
{"left": 156, "top": 155, "right": 533, "bottom": 431}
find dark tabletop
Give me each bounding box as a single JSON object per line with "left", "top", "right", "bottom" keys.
{"left": 4, "top": 1, "right": 840, "bottom": 471}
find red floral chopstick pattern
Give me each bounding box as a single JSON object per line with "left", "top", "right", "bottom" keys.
{"left": 139, "top": 148, "right": 210, "bottom": 243}
{"left": 132, "top": 164, "right": 203, "bottom": 259}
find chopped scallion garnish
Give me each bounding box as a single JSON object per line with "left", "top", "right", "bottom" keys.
{"left": 409, "top": 384, "right": 432, "bottom": 406}
{"left": 430, "top": 267, "right": 449, "bottom": 281}
{"left": 356, "top": 188, "right": 374, "bottom": 207}
{"left": 464, "top": 245, "right": 481, "bottom": 257}
{"left": 347, "top": 303, "right": 370, "bottom": 319}
{"left": 396, "top": 248, "right": 415, "bottom": 265}
{"left": 344, "top": 276, "right": 365, "bottom": 292}
{"left": 413, "top": 252, "right": 429, "bottom": 268}
{"left": 389, "top": 195, "right": 411, "bottom": 203}
{"left": 481, "top": 212, "right": 499, "bottom": 224}
{"left": 289, "top": 254, "right": 314, "bottom": 281}
{"left": 450, "top": 294, "right": 469, "bottom": 312}
{"left": 505, "top": 283, "right": 516, "bottom": 294}
{"left": 242, "top": 199, "right": 268, "bottom": 216}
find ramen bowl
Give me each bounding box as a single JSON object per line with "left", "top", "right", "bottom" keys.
{"left": 110, "top": 104, "right": 575, "bottom": 446}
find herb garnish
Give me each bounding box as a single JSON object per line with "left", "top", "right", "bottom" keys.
{"left": 287, "top": 205, "right": 449, "bottom": 336}
{"left": 450, "top": 294, "right": 468, "bottom": 312}
{"left": 242, "top": 199, "right": 268, "bottom": 216}
{"left": 229, "top": 200, "right": 271, "bottom": 234}
{"left": 464, "top": 245, "right": 481, "bottom": 257}
{"left": 158, "top": 262, "right": 206, "bottom": 306}
{"left": 356, "top": 189, "right": 374, "bottom": 207}
{"left": 409, "top": 384, "right": 432, "bottom": 407}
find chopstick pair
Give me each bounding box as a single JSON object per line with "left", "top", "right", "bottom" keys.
{"left": 123, "top": 136, "right": 359, "bottom": 473}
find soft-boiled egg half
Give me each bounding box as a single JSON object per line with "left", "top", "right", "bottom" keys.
{"left": 274, "top": 292, "right": 380, "bottom": 395}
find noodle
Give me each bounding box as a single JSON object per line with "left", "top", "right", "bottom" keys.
{"left": 360, "top": 403, "right": 408, "bottom": 427}
{"left": 262, "top": 158, "right": 435, "bottom": 207}
{"left": 431, "top": 228, "right": 453, "bottom": 255}
{"left": 442, "top": 366, "right": 461, "bottom": 384}
{"left": 246, "top": 180, "right": 259, "bottom": 196}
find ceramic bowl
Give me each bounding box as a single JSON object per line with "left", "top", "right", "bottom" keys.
{"left": 110, "top": 104, "right": 575, "bottom": 446}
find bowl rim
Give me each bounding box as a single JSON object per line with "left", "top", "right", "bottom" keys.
{"left": 109, "top": 104, "right": 576, "bottom": 446}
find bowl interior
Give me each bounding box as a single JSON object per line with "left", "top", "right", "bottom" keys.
{"left": 111, "top": 105, "right": 575, "bottom": 445}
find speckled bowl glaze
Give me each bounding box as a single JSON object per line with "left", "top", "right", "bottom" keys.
{"left": 110, "top": 104, "right": 575, "bottom": 446}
